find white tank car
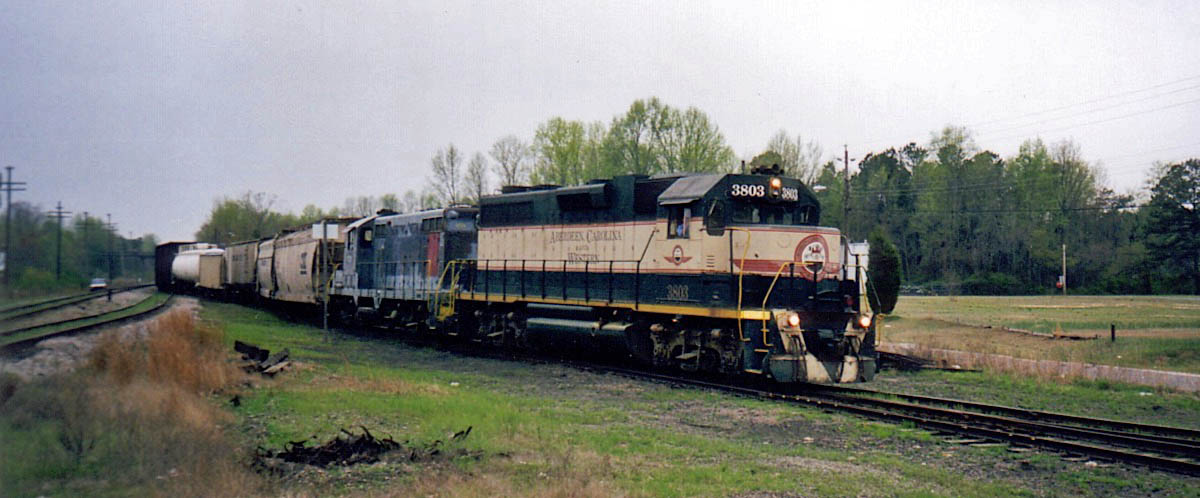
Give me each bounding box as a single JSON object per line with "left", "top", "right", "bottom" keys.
{"left": 171, "top": 243, "right": 225, "bottom": 289}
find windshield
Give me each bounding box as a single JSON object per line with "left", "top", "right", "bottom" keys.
{"left": 729, "top": 201, "right": 817, "bottom": 226}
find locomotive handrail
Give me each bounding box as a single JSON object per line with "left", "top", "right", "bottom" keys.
{"left": 759, "top": 261, "right": 801, "bottom": 347}
{"left": 726, "top": 227, "right": 752, "bottom": 343}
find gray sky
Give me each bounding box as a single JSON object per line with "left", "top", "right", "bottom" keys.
{"left": 3, "top": 1, "right": 1198, "bottom": 242}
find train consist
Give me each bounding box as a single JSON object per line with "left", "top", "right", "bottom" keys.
{"left": 158, "top": 167, "right": 877, "bottom": 383}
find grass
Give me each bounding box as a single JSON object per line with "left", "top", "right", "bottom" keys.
{"left": 195, "top": 300, "right": 1200, "bottom": 496}
{"left": 883, "top": 295, "right": 1200, "bottom": 374}
{"left": 7, "top": 298, "right": 1196, "bottom": 496}
{"left": 0, "top": 309, "right": 259, "bottom": 497}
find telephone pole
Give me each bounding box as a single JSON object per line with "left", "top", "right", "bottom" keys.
{"left": 48, "top": 202, "right": 72, "bottom": 280}
{"left": 3, "top": 166, "right": 28, "bottom": 293}
{"left": 105, "top": 214, "right": 117, "bottom": 284}
{"left": 839, "top": 145, "right": 854, "bottom": 240}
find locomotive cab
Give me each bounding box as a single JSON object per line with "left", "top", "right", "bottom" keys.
{"left": 651, "top": 167, "right": 876, "bottom": 383}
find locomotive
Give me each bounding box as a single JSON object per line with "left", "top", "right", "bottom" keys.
{"left": 158, "top": 167, "right": 877, "bottom": 384}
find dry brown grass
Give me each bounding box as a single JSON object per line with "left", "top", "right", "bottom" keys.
{"left": 2, "top": 308, "right": 264, "bottom": 496}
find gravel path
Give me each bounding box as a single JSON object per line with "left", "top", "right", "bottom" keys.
{"left": 0, "top": 297, "right": 200, "bottom": 380}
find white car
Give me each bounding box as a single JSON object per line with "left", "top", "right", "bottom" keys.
{"left": 89, "top": 278, "right": 108, "bottom": 291}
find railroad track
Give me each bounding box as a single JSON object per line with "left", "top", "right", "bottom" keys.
{"left": 0, "top": 293, "right": 175, "bottom": 352}
{"left": 0, "top": 284, "right": 155, "bottom": 322}
{"left": 569, "top": 362, "right": 1200, "bottom": 476}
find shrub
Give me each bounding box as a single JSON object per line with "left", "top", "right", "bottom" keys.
{"left": 868, "top": 228, "right": 902, "bottom": 313}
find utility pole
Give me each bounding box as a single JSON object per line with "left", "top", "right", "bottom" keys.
{"left": 106, "top": 214, "right": 116, "bottom": 283}
{"left": 48, "top": 202, "right": 72, "bottom": 281}
{"left": 1061, "top": 243, "right": 1067, "bottom": 296}
{"left": 841, "top": 145, "right": 853, "bottom": 239}
{"left": 3, "top": 166, "right": 28, "bottom": 294}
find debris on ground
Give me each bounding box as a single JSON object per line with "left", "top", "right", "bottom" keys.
{"left": 879, "top": 351, "right": 979, "bottom": 373}
{"left": 252, "top": 426, "right": 478, "bottom": 475}
{"left": 235, "top": 340, "right": 290, "bottom": 376}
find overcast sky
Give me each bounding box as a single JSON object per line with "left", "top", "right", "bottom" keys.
{"left": 3, "top": 1, "right": 1198, "bottom": 241}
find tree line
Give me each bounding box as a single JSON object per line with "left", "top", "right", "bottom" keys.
{"left": 0, "top": 206, "right": 156, "bottom": 293}
{"left": 180, "top": 96, "right": 1198, "bottom": 295}
{"left": 815, "top": 128, "right": 1197, "bottom": 295}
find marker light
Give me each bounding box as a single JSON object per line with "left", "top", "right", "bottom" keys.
{"left": 787, "top": 313, "right": 801, "bottom": 328}
{"left": 858, "top": 315, "right": 872, "bottom": 328}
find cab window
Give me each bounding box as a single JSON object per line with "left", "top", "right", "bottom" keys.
{"left": 667, "top": 206, "right": 691, "bottom": 239}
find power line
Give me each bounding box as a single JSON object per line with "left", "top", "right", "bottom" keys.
{"left": 970, "top": 75, "right": 1200, "bottom": 129}
{"left": 856, "top": 74, "right": 1200, "bottom": 148}
{"left": 977, "top": 97, "right": 1200, "bottom": 144}
{"left": 908, "top": 203, "right": 1145, "bottom": 215}
{"left": 973, "top": 83, "right": 1200, "bottom": 137}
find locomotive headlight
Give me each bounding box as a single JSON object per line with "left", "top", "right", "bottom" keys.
{"left": 770, "top": 177, "right": 782, "bottom": 189}
{"left": 858, "top": 315, "right": 872, "bottom": 329}
{"left": 787, "top": 313, "right": 801, "bottom": 328}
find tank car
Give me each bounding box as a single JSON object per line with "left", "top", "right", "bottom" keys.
{"left": 169, "top": 243, "right": 225, "bottom": 290}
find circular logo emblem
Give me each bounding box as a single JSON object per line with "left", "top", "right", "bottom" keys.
{"left": 672, "top": 245, "right": 684, "bottom": 264}
{"left": 793, "top": 234, "right": 838, "bottom": 279}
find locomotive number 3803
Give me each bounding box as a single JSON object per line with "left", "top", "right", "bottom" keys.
{"left": 730, "top": 183, "right": 799, "bottom": 201}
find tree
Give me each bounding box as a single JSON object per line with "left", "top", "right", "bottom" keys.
{"left": 603, "top": 98, "right": 663, "bottom": 176}
{"left": 490, "top": 135, "right": 530, "bottom": 186}
{"left": 343, "top": 196, "right": 379, "bottom": 217}
{"left": 748, "top": 150, "right": 784, "bottom": 172}
{"left": 868, "top": 227, "right": 902, "bottom": 314}
{"left": 531, "top": 118, "right": 588, "bottom": 186}
{"left": 400, "top": 190, "right": 422, "bottom": 213}
{"left": 1145, "top": 158, "right": 1200, "bottom": 293}
{"left": 465, "top": 152, "right": 490, "bottom": 203}
{"left": 429, "top": 144, "right": 464, "bottom": 206}
{"left": 195, "top": 192, "right": 295, "bottom": 245}
{"left": 657, "top": 107, "right": 736, "bottom": 174}
{"left": 379, "top": 193, "right": 400, "bottom": 212}
{"left": 766, "top": 130, "right": 823, "bottom": 183}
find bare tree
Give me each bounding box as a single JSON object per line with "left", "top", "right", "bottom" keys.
{"left": 766, "top": 130, "right": 823, "bottom": 184}
{"left": 342, "top": 196, "right": 379, "bottom": 217}
{"left": 490, "top": 135, "right": 530, "bottom": 186}
{"left": 401, "top": 190, "right": 421, "bottom": 213}
{"left": 429, "top": 144, "right": 464, "bottom": 206}
{"left": 465, "top": 152, "right": 490, "bottom": 203}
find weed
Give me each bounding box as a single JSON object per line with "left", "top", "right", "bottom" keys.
{"left": 0, "top": 308, "right": 261, "bottom": 497}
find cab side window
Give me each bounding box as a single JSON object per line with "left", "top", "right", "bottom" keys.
{"left": 667, "top": 206, "right": 691, "bottom": 239}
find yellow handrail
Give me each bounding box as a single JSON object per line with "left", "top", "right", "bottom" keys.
{"left": 726, "top": 227, "right": 751, "bottom": 343}
{"left": 759, "top": 261, "right": 794, "bottom": 346}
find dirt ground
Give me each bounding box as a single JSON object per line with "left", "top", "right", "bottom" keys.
{"left": 0, "top": 288, "right": 157, "bottom": 335}
{"left": 0, "top": 297, "right": 199, "bottom": 380}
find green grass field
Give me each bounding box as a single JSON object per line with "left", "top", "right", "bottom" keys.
{"left": 884, "top": 296, "right": 1200, "bottom": 373}
{"left": 191, "top": 301, "right": 1200, "bottom": 496}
